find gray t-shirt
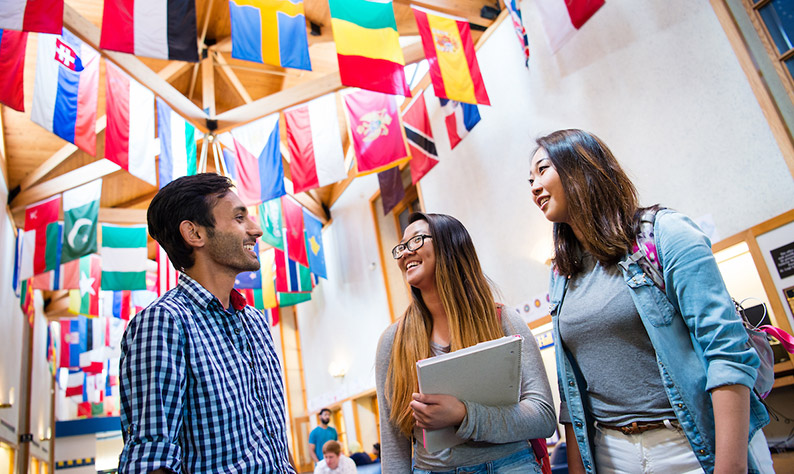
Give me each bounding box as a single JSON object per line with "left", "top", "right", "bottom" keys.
{"left": 375, "top": 307, "right": 556, "bottom": 473}
{"left": 558, "top": 253, "right": 676, "bottom": 425}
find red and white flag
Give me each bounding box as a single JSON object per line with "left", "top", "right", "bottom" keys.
{"left": 105, "top": 62, "right": 157, "bottom": 185}
{"left": 536, "top": 0, "right": 605, "bottom": 52}
{"left": 21, "top": 195, "right": 61, "bottom": 280}
{"left": 0, "top": 0, "right": 63, "bottom": 34}
{"left": 100, "top": 0, "right": 199, "bottom": 62}
{"left": 284, "top": 94, "right": 347, "bottom": 194}
{"left": 157, "top": 245, "right": 178, "bottom": 297}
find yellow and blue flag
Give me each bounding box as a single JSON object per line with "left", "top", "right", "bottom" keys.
{"left": 229, "top": 0, "right": 311, "bottom": 70}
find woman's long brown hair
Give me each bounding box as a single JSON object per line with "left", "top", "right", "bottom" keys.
{"left": 536, "top": 129, "right": 640, "bottom": 277}
{"left": 386, "top": 213, "right": 504, "bottom": 438}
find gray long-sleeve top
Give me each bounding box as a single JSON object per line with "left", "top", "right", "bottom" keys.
{"left": 375, "top": 307, "right": 556, "bottom": 473}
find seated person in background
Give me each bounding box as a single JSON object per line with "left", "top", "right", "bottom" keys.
{"left": 314, "top": 441, "right": 357, "bottom": 474}
{"left": 348, "top": 441, "right": 373, "bottom": 466}
{"left": 370, "top": 443, "right": 380, "bottom": 462}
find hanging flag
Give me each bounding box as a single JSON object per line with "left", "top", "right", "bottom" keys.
{"left": 157, "top": 245, "right": 178, "bottom": 296}
{"left": 47, "top": 322, "right": 60, "bottom": 375}
{"left": 100, "top": 0, "right": 199, "bottom": 61}
{"left": 101, "top": 224, "right": 148, "bottom": 291}
{"left": 68, "top": 254, "right": 101, "bottom": 316}
{"left": 274, "top": 248, "right": 312, "bottom": 306}
{"left": 229, "top": 113, "right": 285, "bottom": 206}
{"left": 260, "top": 248, "right": 278, "bottom": 309}
{"left": 402, "top": 91, "right": 438, "bottom": 184}
{"left": 105, "top": 62, "right": 157, "bottom": 185}
{"left": 228, "top": 0, "right": 311, "bottom": 70}
{"left": 267, "top": 306, "right": 280, "bottom": 326}
{"left": 536, "top": 0, "right": 605, "bottom": 52}
{"left": 31, "top": 30, "right": 99, "bottom": 155}
{"left": 31, "top": 222, "right": 66, "bottom": 290}
{"left": 62, "top": 179, "right": 101, "bottom": 263}
{"left": 377, "top": 166, "right": 404, "bottom": 215}
{"left": 157, "top": 98, "right": 197, "bottom": 189}
{"left": 412, "top": 7, "right": 489, "bottom": 105}
{"left": 20, "top": 195, "right": 61, "bottom": 280}
{"left": 284, "top": 93, "right": 347, "bottom": 193}
{"left": 60, "top": 318, "right": 80, "bottom": 368}
{"left": 328, "top": 0, "right": 410, "bottom": 96}
{"left": 504, "top": 0, "right": 530, "bottom": 67}
{"left": 20, "top": 279, "right": 35, "bottom": 325}
{"left": 79, "top": 349, "right": 104, "bottom": 375}
{"left": 258, "top": 198, "right": 284, "bottom": 250}
{"left": 281, "top": 196, "right": 308, "bottom": 267}
{"left": 0, "top": 0, "right": 63, "bottom": 34}
{"left": 35, "top": 257, "right": 81, "bottom": 291}
{"left": 102, "top": 290, "right": 132, "bottom": 320}
{"left": 65, "top": 369, "right": 84, "bottom": 397}
{"left": 221, "top": 146, "right": 239, "bottom": 181}
{"left": 439, "top": 98, "right": 480, "bottom": 150}
{"left": 303, "top": 209, "right": 327, "bottom": 279}
{"left": 342, "top": 89, "right": 409, "bottom": 175}
{"left": 0, "top": 30, "right": 28, "bottom": 111}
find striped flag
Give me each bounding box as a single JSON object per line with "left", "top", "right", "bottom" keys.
{"left": 156, "top": 98, "right": 197, "bottom": 188}
{"left": 402, "top": 91, "right": 438, "bottom": 184}
{"left": 60, "top": 318, "right": 80, "bottom": 368}
{"left": 100, "top": 224, "right": 148, "bottom": 291}
{"left": 412, "top": 7, "right": 489, "bottom": 105}
{"left": 68, "top": 254, "right": 101, "bottom": 316}
{"left": 100, "top": 0, "right": 199, "bottom": 61}
{"left": 105, "top": 62, "right": 157, "bottom": 185}
{"left": 31, "top": 30, "right": 99, "bottom": 155}
{"left": 283, "top": 93, "right": 347, "bottom": 194}
{"left": 229, "top": 0, "right": 311, "bottom": 70}
{"left": 505, "top": 0, "right": 530, "bottom": 67}
{"left": 342, "top": 89, "right": 409, "bottom": 175}
{"left": 0, "top": 0, "right": 63, "bottom": 34}
{"left": 65, "top": 369, "right": 84, "bottom": 397}
{"left": 0, "top": 30, "right": 28, "bottom": 111}
{"left": 536, "top": 0, "right": 605, "bottom": 52}
{"left": 101, "top": 290, "right": 132, "bottom": 320}
{"left": 281, "top": 196, "right": 308, "bottom": 267}
{"left": 328, "top": 0, "right": 410, "bottom": 96}
{"left": 439, "top": 98, "right": 480, "bottom": 150}
{"left": 157, "top": 245, "right": 178, "bottom": 296}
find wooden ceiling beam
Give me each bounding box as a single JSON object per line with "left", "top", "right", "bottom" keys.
{"left": 10, "top": 159, "right": 122, "bottom": 212}
{"left": 213, "top": 41, "right": 426, "bottom": 133}
{"left": 63, "top": 4, "right": 210, "bottom": 132}
{"left": 202, "top": 55, "right": 216, "bottom": 116}
{"left": 394, "top": 0, "right": 494, "bottom": 27}
{"left": 214, "top": 51, "right": 253, "bottom": 104}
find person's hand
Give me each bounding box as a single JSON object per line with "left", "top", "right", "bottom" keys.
{"left": 409, "top": 393, "right": 467, "bottom": 430}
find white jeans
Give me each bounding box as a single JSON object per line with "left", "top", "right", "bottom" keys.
{"left": 592, "top": 423, "right": 774, "bottom": 473}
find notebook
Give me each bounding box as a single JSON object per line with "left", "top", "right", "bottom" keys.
{"left": 416, "top": 334, "right": 523, "bottom": 452}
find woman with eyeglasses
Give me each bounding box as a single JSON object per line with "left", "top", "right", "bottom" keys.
{"left": 375, "top": 212, "right": 556, "bottom": 474}
{"left": 529, "top": 129, "right": 773, "bottom": 473}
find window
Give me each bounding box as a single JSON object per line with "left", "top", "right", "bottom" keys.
{"left": 744, "top": 0, "right": 794, "bottom": 102}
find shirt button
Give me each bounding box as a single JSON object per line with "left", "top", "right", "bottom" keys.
{"left": 698, "top": 449, "right": 706, "bottom": 455}
{"left": 575, "top": 422, "right": 582, "bottom": 428}
{"left": 234, "top": 328, "right": 241, "bottom": 335}
{"left": 569, "top": 381, "right": 575, "bottom": 387}
{"left": 677, "top": 403, "right": 683, "bottom": 408}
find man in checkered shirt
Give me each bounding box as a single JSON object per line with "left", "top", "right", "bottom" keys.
{"left": 118, "top": 174, "right": 296, "bottom": 473}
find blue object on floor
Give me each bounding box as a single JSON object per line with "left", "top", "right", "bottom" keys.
{"left": 550, "top": 441, "right": 568, "bottom": 474}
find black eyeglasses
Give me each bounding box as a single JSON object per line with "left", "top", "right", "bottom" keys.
{"left": 392, "top": 234, "right": 432, "bottom": 259}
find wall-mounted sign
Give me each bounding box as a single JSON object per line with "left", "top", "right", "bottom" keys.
{"left": 770, "top": 241, "right": 794, "bottom": 279}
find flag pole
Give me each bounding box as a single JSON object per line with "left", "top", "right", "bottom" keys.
{"left": 197, "top": 136, "right": 208, "bottom": 173}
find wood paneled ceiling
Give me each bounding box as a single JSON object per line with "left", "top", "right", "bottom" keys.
{"left": 1, "top": 0, "right": 497, "bottom": 230}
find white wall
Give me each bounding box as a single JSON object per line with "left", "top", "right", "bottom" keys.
{"left": 296, "top": 0, "right": 794, "bottom": 411}
{"left": 0, "top": 168, "right": 25, "bottom": 448}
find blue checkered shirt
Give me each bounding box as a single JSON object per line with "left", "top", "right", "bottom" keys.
{"left": 118, "top": 273, "right": 295, "bottom": 473}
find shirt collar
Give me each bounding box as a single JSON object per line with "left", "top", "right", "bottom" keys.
{"left": 178, "top": 273, "right": 248, "bottom": 311}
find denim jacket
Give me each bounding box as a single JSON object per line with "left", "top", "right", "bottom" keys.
{"left": 549, "top": 210, "right": 770, "bottom": 473}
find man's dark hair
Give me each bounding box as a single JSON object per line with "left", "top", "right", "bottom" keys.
{"left": 147, "top": 173, "right": 234, "bottom": 271}
{"left": 319, "top": 408, "right": 331, "bottom": 416}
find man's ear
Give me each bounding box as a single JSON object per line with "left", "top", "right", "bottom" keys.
{"left": 179, "top": 221, "right": 205, "bottom": 249}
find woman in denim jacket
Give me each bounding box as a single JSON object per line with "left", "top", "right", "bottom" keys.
{"left": 528, "top": 129, "right": 773, "bottom": 473}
